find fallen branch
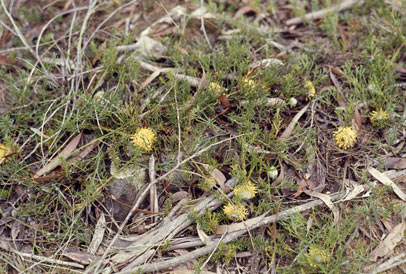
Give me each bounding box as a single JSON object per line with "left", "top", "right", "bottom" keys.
{"left": 89, "top": 136, "right": 243, "bottom": 273}
{"left": 286, "top": 0, "right": 361, "bottom": 26}
{"left": 134, "top": 186, "right": 368, "bottom": 273}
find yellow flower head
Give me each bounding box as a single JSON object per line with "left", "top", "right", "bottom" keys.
{"left": 206, "top": 176, "right": 217, "bottom": 188}
{"left": 0, "top": 144, "right": 11, "bottom": 164}
{"left": 209, "top": 82, "right": 222, "bottom": 95}
{"left": 306, "top": 247, "right": 330, "bottom": 268}
{"left": 333, "top": 126, "right": 357, "bottom": 149}
{"left": 234, "top": 180, "right": 257, "bottom": 200}
{"left": 370, "top": 108, "right": 388, "bottom": 126}
{"left": 243, "top": 78, "right": 256, "bottom": 90}
{"left": 223, "top": 202, "right": 248, "bottom": 221}
{"left": 305, "top": 80, "right": 315, "bottom": 100}
{"left": 130, "top": 128, "right": 156, "bottom": 152}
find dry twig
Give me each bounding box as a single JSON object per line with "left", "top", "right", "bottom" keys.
{"left": 286, "top": 0, "right": 362, "bottom": 26}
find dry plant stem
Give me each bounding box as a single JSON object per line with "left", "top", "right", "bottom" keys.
{"left": 286, "top": 0, "right": 361, "bottom": 26}
{"left": 35, "top": 6, "right": 89, "bottom": 67}
{"left": 82, "top": 0, "right": 139, "bottom": 52}
{"left": 137, "top": 187, "right": 367, "bottom": 273}
{"left": 90, "top": 135, "right": 244, "bottom": 273}
{"left": 0, "top": 0, "right": 39, "bottom": 60}
{"left": 200, "top": 0, "right": 212, "bottom": 49}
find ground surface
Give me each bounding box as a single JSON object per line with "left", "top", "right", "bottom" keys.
{"left": 0, "top": 0, "right": 406, "bottom": 273}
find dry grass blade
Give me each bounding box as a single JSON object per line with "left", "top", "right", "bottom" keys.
{"left": 34, "top": 131, "right": 83, "bottom": 178}
{"left": 279, "top": 103, "right": 309, "bottom": 140}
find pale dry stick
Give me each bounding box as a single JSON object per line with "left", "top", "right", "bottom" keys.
{"left": 119, "top": 249, "right": 156, "bottom": 273}
{"left": 0, "top": 244, "right": 84, "bottom": 269}
{"left": 168, "top": 237, "right": 206, "bottom": 250}
{"left": 200, "top": 0, "right": 213, "bottom": 49}
{"left": 137, "top": 186, "right": 369, "bottom": 273}
{"left": 149, "top": 155, "right": 159, "bottom": 223}
{"left": 200, "top": 232, "right": 226, "bottom": 271}
{"left": 371, "top": 253, "right": 406, "bottom": 274}
{"left": 286, "top": 0, "right": 361, "bottom": 26}
{"left": 90, "top": 134, "right": 244, "bottom": 273}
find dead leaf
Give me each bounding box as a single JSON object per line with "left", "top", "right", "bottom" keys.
{"left": 306, "top": 216, "right": 314, "bottom": 236}
{"left": 369, "top": 221, "right": 406, "bottom": 261}
{"left": 279, "top": 103, "right": 309, "bottom": 140}
{"left": 272, "top": 159, "right": 285, "bottom": 186}
{"left": 218, "top": 95, "right": 231, "bottom": 108}
{"left": 0, "top": 105, "right": 7, "bottom": 114}
{"left": 368, "top": 167, "right": 406, "bottom": 201}
{"left": 34, "top": 131, "right": 83, "bottom": 178}
{"left": 305, "top": 190, "right": 340, "bottom": 223}
{"left": 134, "top": 35, "right": 167, "bottom": 57}
{"left": 0, "top": 55, "right": 11, "bottom": 66}
{"left": 199, "top": 163, "right": 226, "bottom": 190}
{"left": 62, "top": 252, "right": 98, "bottom": 265}
{"left": 234, "top": 5, "right": 256, "bottom": 18}
{"left": 196, "top": 223, "right": 213, "bottom": 245}
{"left": 339, "top": 183, "right": 366, "bottom": 202}
{"left": 293, "top": 178, "right": 317, "bottom": 198}
{"left": 352, "top": 106, "right": 362, "bottom": 133}
{"left": 382, "top": 157, "right": 406, "bottom": 170}
{"left": 382, "top": 220, "right": 394, "bottom": 232}
{"left": 170, "top": 191, "right": 190, "bottom": 203}
{"left": 68, "top": 140, "right": 100, "bottom": 164}
{"left": 87, "top": 214, "right": 106, "bottom": 255}
{"left": 63, "top": 0, "right": 73, "bottom": 11}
